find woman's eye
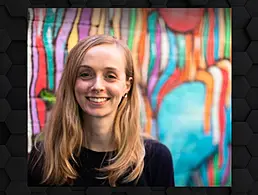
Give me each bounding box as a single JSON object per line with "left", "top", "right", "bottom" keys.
{"left": 80, "top": 72, "right": 91, "bottom": 78}
{"left": 106, "top": 74, "right": 116, "bottom": 79}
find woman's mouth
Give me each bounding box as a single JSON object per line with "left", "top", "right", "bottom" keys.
{"left": 86, "top": 97, "right": 111, "bottom": 104}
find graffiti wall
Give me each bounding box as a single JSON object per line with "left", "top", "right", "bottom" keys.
{"left": 27, "top": 8, "right": 232, "bottom": 186}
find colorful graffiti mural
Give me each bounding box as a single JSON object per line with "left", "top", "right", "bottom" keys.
{"left": 27, "top": 8, "right": 232, "bottom": 186}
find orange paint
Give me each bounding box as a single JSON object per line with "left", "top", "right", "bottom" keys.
{"left": 195, "top": 70, "right": 214, "bottom": 134}
{"left": 144, "top": 96, "right": 153, "bottom": 135}
{"left": 138, "top": 9, "right": 147, "bottom": 67}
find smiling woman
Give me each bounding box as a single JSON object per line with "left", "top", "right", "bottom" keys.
{"left": 27, "top": 34, "right": 175, "bottom": 187}
{"left": 75, "top": 44, "right": 131, "bottom": 122}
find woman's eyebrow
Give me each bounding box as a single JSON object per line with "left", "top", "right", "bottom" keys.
{"left": 78, "top": 65, "right": 119, "bottom": 72}
{"left": 104, "top": 67, "right": 119, "bottom": 72}
{"left": 78, "top": 65, "right": 91, "bottom": 69}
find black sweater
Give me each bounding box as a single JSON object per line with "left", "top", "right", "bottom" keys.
{"left": 28, "top": 139, "right": 175, "bottom": 187}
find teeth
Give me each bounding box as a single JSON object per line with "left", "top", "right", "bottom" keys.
{"left": 88, "top": 97, "right": 108, "bottom": 103}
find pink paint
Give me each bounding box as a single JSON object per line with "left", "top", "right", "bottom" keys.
{"left": 79, "top": 8, "right": 91, "bottom": 40}
{"left": 55, "top": 8, "right": 77, "bottom": 91}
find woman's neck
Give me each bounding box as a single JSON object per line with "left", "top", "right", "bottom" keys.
{"left": 82, "top": 114, "right": 116, "bottom": 152}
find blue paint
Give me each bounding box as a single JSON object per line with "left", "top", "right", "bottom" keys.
{"left": 157, "top": 82, "right": 218, "bottom": 185}
{"left": 200, "top": 160, "right": 209, "bottom": 186}
{"left": 54, "top": 8, "right": 65, "bottom": 38}
{"left": 151, "top": 29, "right": 177, "bottom": 111}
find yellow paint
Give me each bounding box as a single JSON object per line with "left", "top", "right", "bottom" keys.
{"left": 67, "top": 8, "right": 82, "bottom": 52}
{"left": 113, "top": 8, "right": 122, "bottom": 39}
{"left": 97, "top": 8, "right": 106, "bottom": 35}
{"left": 132, "top": 8, "right": 142, "bottom": 67}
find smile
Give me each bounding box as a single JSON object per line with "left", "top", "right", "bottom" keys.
{"left": 86, "top": 97, "right": 110, "bottom": 103}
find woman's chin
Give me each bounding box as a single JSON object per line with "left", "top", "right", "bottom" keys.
{"left": 83, "top": 109, "right": 109, "bottom": 118}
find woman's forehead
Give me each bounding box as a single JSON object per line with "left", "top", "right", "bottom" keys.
{"left": 84, "top": 44, "right": 124, "bottom": 57}
{"left": 80, "top": 45, "right": 127, "bottom": 69}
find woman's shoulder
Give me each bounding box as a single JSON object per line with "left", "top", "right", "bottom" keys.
{"left": 143, "top": 138, "right": 175, "bottom": 186}
{"left": 143, "top": 138, "right": 172, "bottom": 160}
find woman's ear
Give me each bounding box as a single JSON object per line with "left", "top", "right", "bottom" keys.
{"left": 125, "top": 77, "right": 133, "bottom": 94}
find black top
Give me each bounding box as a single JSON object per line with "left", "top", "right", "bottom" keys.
{"left": 28, "top": 139, "right": 175, "bottom": 187}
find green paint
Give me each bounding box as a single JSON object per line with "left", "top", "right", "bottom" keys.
{"left": 43, "top": 8, "right": 55, "bottom": 90}
{"left": 176, "top": 34, "right": 185, "bottom": 70}
{"left": 226, "top": 171, "right": 231, "bottom": 186}
{"left": 147, "top": 12, "right": 158, "bottom": 78}
{"left": 127, "top": 8, "right": 136, "bottom": 51}
{"left": 39, "top": 89, "right": 56, "bottom": 104}
{"left": 203, "top": 10, "right": 209, "bottom": 64}
{"left": 110, "top": 28, "right": 114, "bottom": 36}
{"left": 213, "top": 152, "right": 219, "bottom": 186}
{"left": 225, "top": 8, "right": 231, "bottom": 59}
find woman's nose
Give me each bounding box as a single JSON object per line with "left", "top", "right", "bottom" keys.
{"left": 91, "top": 77, "right": 105, "bottom": 92}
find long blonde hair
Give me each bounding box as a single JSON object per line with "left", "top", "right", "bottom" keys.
{"left": 33, "top": 34, "right": 146, "bottom": 186}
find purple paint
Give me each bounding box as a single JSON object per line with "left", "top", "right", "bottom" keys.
{"left": 148, "top": 20, "right": 161, "bottom": 99}
{"left": 79, "top": 8, "right": 91, "bottom": 40}
{"left": 30, "top": 9, "right": 41, "bottom": 135}
{"left": 120, "top": 8, "right": 129, "bottom": 43}
{"left": 80, "top": 8, "right": 92, "bottom": 25}
{"left": 55, "top": 8, "right": 77, "bottom": 91}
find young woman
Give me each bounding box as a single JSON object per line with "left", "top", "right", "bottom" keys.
{"left": 28, "top": 34, "right": 175, "bottom": 187}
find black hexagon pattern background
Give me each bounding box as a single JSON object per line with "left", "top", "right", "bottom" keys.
{"left": 0, "top": 0, "right": 257, "bottom": 194}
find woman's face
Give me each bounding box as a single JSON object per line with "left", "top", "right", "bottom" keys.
{"left": 74, "top": 44, "right": 131, "bottom": 118}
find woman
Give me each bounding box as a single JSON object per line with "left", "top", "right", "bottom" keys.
{"left": 28, "top": 34, "right": 175, "bottom": 187}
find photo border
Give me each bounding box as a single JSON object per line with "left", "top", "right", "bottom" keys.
{"left": 0, "top": 0, "right": 257, "bottom": 194}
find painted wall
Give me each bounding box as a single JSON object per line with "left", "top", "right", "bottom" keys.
{"left": 27, "top": 8, "right": 232, "bottom": 186}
